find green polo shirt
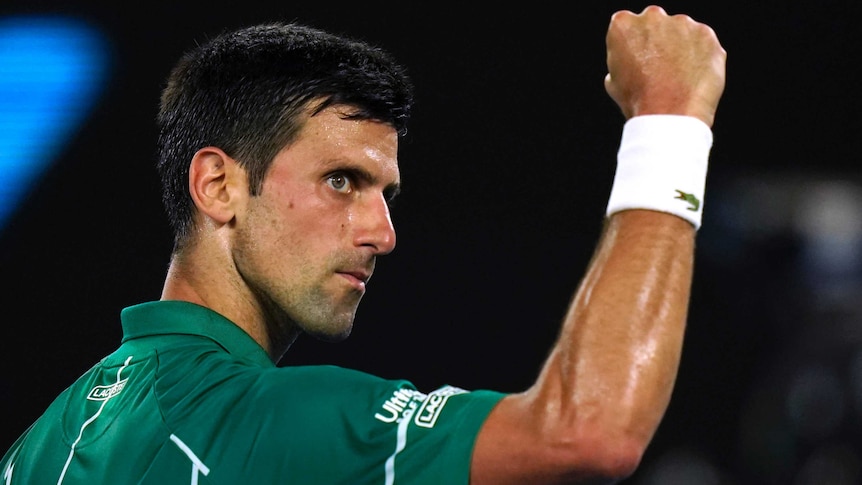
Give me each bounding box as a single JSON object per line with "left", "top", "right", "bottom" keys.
{"left": 1, "top": 301, "right": 506, "bottom": 484}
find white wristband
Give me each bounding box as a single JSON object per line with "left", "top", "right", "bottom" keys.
{"left": 606, "top": 115, "right": 713, "bottom": 229}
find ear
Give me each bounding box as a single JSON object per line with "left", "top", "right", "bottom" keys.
{"left": 188, "top": 147, "right": 246, "bottom": 225}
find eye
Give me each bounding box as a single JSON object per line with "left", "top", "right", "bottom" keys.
{"left": 327, "top": 173, "right": 352, "bottom": 193}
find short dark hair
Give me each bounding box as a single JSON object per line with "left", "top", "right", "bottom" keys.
{"left": 156, "top": 22, "right": 414, "bottom": 248}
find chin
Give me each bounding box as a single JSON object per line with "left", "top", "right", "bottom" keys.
{"left": 306, "top": 322, "right": 353, "bottom": 343}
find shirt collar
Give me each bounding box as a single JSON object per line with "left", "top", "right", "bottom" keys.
{"left": 120, "top": 300, "right": 274, "bottom": 367}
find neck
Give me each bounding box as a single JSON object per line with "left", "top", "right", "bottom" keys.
{"left": 161, "top": 250, "right": 300, "bottom": 363}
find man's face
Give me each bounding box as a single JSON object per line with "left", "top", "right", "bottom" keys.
{"left": 232, "top": 104, "right": 400, "bottom": 341}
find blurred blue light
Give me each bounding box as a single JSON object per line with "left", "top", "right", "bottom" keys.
{"left": 0, "top": 16, "right": 109, "bottom": 230}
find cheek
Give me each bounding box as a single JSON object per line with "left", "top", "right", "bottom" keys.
{"left": 245, "top": 193, "right": 329, "bottom": 258}
{"left": 234, "top": 202, "right": 306, "bottom": 292}
{"left": 235, "top": 192, "right": 292, "bottom": 263}
{"left": 245, "top": 180, "right": 349, "bottom": 257}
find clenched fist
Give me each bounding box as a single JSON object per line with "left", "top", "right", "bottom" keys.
{"left": 604, "top": 5, "right": 727, "bottom": 127}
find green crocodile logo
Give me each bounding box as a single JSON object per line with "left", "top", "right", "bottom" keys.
{"left": 674, "top": 190, "right": 700, "bottom": 212}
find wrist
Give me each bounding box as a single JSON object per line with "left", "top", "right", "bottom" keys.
{"left": 605, "top": 115, "right": 713, "bottom": 230}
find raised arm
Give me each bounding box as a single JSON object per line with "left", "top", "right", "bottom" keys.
{"left": 470, "top": 6, "right": 727, "bottom": 484}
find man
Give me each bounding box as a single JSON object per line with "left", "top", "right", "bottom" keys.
{"left": 1, "top": 5, "right": 726, "bottom": 484}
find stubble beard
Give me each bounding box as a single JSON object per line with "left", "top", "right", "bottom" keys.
{"left": 297, "top": 286, "right": 362, "bottom": 342}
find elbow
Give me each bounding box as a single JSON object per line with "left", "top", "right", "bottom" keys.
{"left": 585, "top": 435, "right": 646, "bottom": 480}
{"left": 550, "top": 425, "right": 650, "bottom": 482}
{"left": 472, "top": 392, "right": 656, "bottom": 483}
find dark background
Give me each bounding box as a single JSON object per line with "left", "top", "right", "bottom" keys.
{"left": 2, "top": 1, "right": 862, "bottom": 483}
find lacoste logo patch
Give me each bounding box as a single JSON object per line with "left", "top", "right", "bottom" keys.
{"left": 87, "top": 378, "right": 128, "bottom": 401}
{"left": 674, "top": 190, "right": 700, "bottom": 212}
{"left": 414, "top": 386, "right": 467, "bottom": 428}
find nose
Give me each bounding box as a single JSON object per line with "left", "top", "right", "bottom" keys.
{"left": 353, "top": 192, "right": 396, "bottom": 255}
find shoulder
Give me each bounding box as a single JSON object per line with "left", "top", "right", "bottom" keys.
{"left": 255, "top": 364, "right": 414, "bottom": 407}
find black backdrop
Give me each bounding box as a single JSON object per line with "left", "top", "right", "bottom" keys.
{"left": 2, "top": 1, "right": 861, "bottom": 483}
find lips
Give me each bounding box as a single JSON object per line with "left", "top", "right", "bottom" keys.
{"left": 337, "top": 269, "right": 371, "bottom": 291}
{"left": 343, "top": 270, "right": 370, "bottom": 284}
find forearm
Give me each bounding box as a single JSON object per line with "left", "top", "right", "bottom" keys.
{"left": 530, "top": 209, "right": 694, "bottom": 449}
{"left": 472, "top": 209, "right": 695, "bottom": 484}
